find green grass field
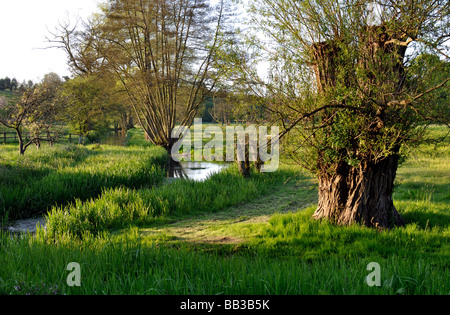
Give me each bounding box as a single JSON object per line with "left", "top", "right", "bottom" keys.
{"left": 0, "top": 126, "right": 448, "bottom": 295}
{"left": 0, "top": 140, "right": 168, "bottom": 221}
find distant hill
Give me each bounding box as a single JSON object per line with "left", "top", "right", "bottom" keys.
{"left": 0, "top": 90, "right": 21, "bottom": 103}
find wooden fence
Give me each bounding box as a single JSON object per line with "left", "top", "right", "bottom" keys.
{"left": 1, "top": 132, "right": 82, "bottom": 144}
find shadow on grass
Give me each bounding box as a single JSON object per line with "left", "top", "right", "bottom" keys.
{"left": 394, "top": 182, "right": 449, "bottom": 229}
{"left": 401, "top": 208, "right": 450, "bottom": 230}
{"left": 137, "top": 174, "right": 318, "bottom": 247}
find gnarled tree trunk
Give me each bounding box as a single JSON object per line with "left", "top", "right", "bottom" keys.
{"left": 313, "top": 154, "right": 405, "bottom": 228}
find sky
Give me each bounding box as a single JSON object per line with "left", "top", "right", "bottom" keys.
{"left": 0, "top": 0, "right": 102, "bottom": 84}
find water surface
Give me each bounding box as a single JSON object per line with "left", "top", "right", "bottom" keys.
{"left": 171, "top": 161, "right": 228, "bottom": 181}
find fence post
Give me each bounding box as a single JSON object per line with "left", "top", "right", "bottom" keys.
{"left": 3, "top": 133, "right": 5, "bottom": 144}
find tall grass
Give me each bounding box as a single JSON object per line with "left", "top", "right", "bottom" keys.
{"left": 38, "top": 165, "right": 296, "bottom": 241}
{"left": 249, "top": 206, "right": 449, "bottom": 260}
{"left": 1, "top": 228, "right": 448, "bottom": 295}
{"left": 0, "top": 143, "right": 168, "bottom": 220}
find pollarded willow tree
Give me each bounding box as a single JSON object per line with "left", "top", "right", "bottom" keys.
{"left": 241, "top": 0, "right": 449, "bottom": 228}
{"left": 50, "top": 0, "right": 235, "bottom": 153}
{"left": 52, "top": 0, "right": 233, "bottom": 152}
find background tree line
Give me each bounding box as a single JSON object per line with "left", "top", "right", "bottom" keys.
{"left": 0, "top": 77, "right": 35, "bottom": 92}
{"left": 0, "top": 72, "right": 136, "bottom": 154}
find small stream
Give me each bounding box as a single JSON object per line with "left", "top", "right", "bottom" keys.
{"left": 168, "top": 161, "right": 228, "bottom": 182}
{"left": 2, "top": 133, "right": 228, "bottom": 234}
{"left": 2, "top": 217, "right": 46, "bottom": 235}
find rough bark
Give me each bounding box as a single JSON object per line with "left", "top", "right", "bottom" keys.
{"left": 313, "top": 154, "right": 405, "bottom": 228}
{"left": 310, "top": 41, "right": 342, "bottom": 93}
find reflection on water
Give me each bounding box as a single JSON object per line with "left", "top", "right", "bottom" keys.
{"left": 168, "top": 161, "right": 228, "bottom": 182}
{"left": 99, "top": 132, "right": 127, "bottom": 146}
{"left": 98, "top": 133, "right": 228, "bottom": 182}
{"left": 2, "top": 217, "right": 46, "bottom": 235}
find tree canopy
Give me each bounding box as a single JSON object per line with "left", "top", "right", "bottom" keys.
{"left": 0, "top": 73, "right": 65, "bottom": 155}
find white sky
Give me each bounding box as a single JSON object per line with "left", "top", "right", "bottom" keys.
{"left": 0, "top": 0, "right": 102, "bottom": 83}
